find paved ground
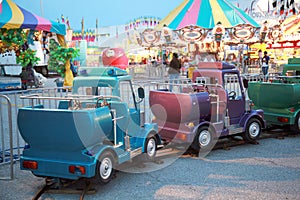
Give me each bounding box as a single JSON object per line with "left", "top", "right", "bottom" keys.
{"left": 0, "top": 133, "right": 299, "bottom": 200}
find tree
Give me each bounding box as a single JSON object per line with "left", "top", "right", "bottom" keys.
{"left": 48, "top": 39, "right": 79, "bottom": 78}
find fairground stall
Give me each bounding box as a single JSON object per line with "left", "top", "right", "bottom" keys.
{"left": 0, "top": 0, "right": 76, "bottom": 88}
{"left": 0, "top": 0, "right": 66, "bottom": 75}
{"left": 265, "top": 14, "right": 300, "bottom": 66}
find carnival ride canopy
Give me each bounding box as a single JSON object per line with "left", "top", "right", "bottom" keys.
{"left": 131, "top": 0, "right": 262, "bottom": 51}
{"left": 0, "top": 0, "right": 66, "bottom": 36}
{"left": 156, "top": 0, "right": 260, "bottom": 30}
{"left": 281, "top": 14, "right": 300, "bottom": 36}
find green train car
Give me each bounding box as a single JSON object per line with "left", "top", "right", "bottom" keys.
{"left": 248, "top": 58, "right": 300, "bottom": 132}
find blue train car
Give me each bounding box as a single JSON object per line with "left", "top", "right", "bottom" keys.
{"left": 18, "top": 67, "right": 161, "bottom": 184}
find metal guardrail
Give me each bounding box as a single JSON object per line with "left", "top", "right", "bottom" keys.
{"left": 0, "top": 83, "right": 163, "bottom": 179}
{"left": 244, "top": 64, "right": 279, "bottom": 75}
{"left": 128, "top": 63, "right": 280, "bottom": 81}
{"left": 0, "top": 80, "right": 181, "bottom": 173}
{"left": 20, "top": 94, "right": 123, "bottom": 110}
{"left": 0, "top": 87, "right": 71, "bottom": 180}
{"left": 128, "top": 63, "right": 169, "bottom": 80}
{"left": 133, "top": 78, "right": 193, "bottom": 124}
{"left": 0, "top": 95, "right": 14, "bottom": 180}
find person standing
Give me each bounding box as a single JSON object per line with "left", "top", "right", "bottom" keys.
{"left": 25, "top": 62, "right": 35, "bottom": 88}
{"left": 262, "top": 51, "right": 270, "bottom": 76}
{"left": 20, "top": 67, "right": 28, "bottom": 90}
{"left": 182, "top": 56, "right": 190, "bottom": 78}
{"left": 258, "top": 49, "right": 263, "bottom": 69}
{"left": 29, "top": 35, "right": 44, "bottom": 65}
{"left": 168, "top": 53, "right": 181, "bottom": 92}
{"left": 41, "top": 32, "right": 50, "bottom": 63}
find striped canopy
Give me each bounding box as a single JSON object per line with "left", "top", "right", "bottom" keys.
{"left": 157, "top": 0, "right": 260, "bottom": 30}
{"left": 282, "top": 14, "right": 300, "bottom": 35}
{"left": 0, "top": 0, "right": 66, "bottom": 35}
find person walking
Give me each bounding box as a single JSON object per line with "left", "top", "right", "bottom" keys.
{"left": 168, "top": 53, "right": 181, "bottom": 92}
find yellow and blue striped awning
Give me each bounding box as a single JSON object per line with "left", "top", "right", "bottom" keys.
{"left": 0, "top": 0, "right": 66, "bottom": 35}
{"left": 157, "top": 0, "right": 260, "bottom": 29}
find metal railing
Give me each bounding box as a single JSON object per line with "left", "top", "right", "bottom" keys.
{"left": 127, "top": 63, "right": 280, "bottom": 82}
{"left": 0, "top": 81, "right": 170, "bottom": 179}
{"left": 242, "top": 74, "right": 265, "bottom": 82}
{"left": 0, "top": 86, "right": 71, "bottom": 180}
{"left": 20, "top": 94, "right": 122, "bottom": 110}
{"left": 0, "top": 95, "right": 14, "bottom": 180}
{"left": 128, "top": 63, "right": 168, "bottom": 80}
{"left": 133, "top": 78, "right": 225, "bottom": 124}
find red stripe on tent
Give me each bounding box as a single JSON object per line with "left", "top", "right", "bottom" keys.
{"left": 178, "top": 0, "right": 202, "bottom": 29}
{"left": 34, "top": 14, "right": 52, "bottom": 32}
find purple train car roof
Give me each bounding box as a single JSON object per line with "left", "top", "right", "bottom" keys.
{"left": 197, "top": 62, "right": 235, "bottom": 70}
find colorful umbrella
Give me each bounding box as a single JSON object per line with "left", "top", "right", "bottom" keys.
{"left": 157, "top": 0, "right": 260, "bottom": 30}
{"left": 0, "top": 0, "right": 66, "bottom": 35}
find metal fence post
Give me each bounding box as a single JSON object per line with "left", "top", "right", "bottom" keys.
{"left": 0, "top": 95, "right": 14, "bottom": 180}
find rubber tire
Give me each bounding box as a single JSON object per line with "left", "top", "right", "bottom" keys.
{"left": 192, "top": 126, "right": 215, "bottom": 152}
{"left": 243, "top": 118, "right": 262, "bottom": 142}
{"left": 291, "top": 113, "right": 300, "bottom": 134}
{"left": 94, "top": 151, "right": 115, "bottom": 185}
{"left": 144, "top": 135, "right": 157, "bottom": 161}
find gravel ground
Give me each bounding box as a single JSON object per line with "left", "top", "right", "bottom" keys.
{"left": 0, "top": 134, "right": 299, "bottom": 200}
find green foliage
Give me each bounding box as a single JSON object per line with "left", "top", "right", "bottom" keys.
{"left": 1, "top": 28, "right": 40, "bottom": 67}
{"left": 16, "top": 49, "right": 40, "bottom": 67}
{"left": 48, "top": 39, "right": 79, "bottom": 77}
{"left": 0, "top": 29, "right": 27, "bottom": 53}
{"left": 0, "top": 29, "right": 27, "bottom": 46}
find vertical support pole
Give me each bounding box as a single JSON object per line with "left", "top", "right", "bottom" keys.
{"left": 0, "top": 95, "right": 14, "bottom": 180}
{"left": 112, "top": 109, "right": 117, "bottom": 146}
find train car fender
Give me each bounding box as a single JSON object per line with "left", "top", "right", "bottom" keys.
{"left": 92, "top": 145, "right": 120, "bottom": 165}
{"left": 141, "top": 123, "right": 161, "bottom": 153}
{"left": 241, "top": 110, "right": 266, "bottom": 131}
{"left": 192, "top": 121, "right": 215, "bottom": 136}
{"left": 291, "top": 109, "right": 300, "bottom": 125}
{"left": 292, "top": 109, "right": 300, "bottom": 119}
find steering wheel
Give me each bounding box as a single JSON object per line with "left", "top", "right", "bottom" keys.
{"left": 228, "top": 91, "right": 236, "bottom": 100}
{"left": 96, "top": 97, "right": 108, "bottom": 108}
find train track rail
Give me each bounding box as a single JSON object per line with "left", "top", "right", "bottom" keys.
{"left": 32, "top": 178, "right": 96, "bottom": 200}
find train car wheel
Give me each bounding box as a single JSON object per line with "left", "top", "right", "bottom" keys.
{"left": 243, "top": 118, "right": 261, "bottom": 142}
{"left": 144, "top": 134, "right": 157, "bottom": 161}
{"left": 95, "top": 151, "right": 115, "bottom": 184}
{"left": 192, "top": 126, "right": 216, "bottom": 152}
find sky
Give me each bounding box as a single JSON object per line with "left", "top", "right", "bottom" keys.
{"left": 13, "top": 0, "right": 183, "bottom": 30}
{"left": 12, "top": 0, "right": 300, "bottom": 31}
